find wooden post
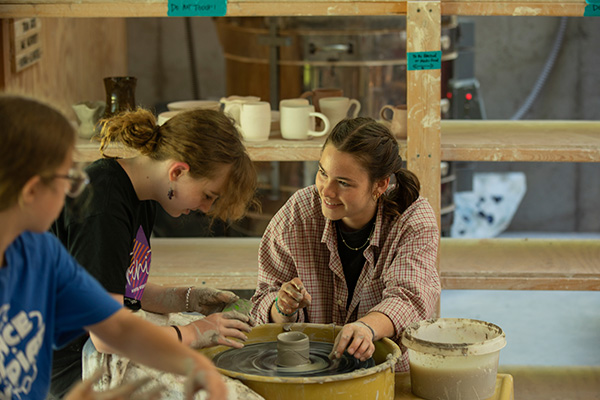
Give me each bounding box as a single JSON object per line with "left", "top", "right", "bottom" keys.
{"left": 406, "top": 1, "right": 442, "bottom": 226}
{"left": 407, "top": 0, "right": 442, "bottom": 315}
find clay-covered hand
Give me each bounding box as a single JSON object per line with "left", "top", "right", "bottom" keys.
{"left": 183, "top": 362, "right": 227, "bottom": 400}
{"left": 65, "top": 369, "right": 164, "bottom": 400}
{"left": 328, "top": 321, "right": 375, "bottom": 362}
{"left": 276, "top": 277, "right": 312, "bottom": 317}
{"left": 183, "top": 310, "right": 253, "bottom": 349}
{"left": 188, "top": 287, "right": 239, "bottom": 315}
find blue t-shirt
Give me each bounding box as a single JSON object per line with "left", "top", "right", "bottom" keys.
{"left": 0, "top": 231, "right": 121, "bottom": 399}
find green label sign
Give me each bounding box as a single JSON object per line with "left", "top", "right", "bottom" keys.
{"left": 168, "top": 0, "right": 227, "bottom": 16}
{"left": 407, "top": 51, "right": 442, "bottom": 71}
{"left": 584, "top": 4, "right": 600, "bottom": 15}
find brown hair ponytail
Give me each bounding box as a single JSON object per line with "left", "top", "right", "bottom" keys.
{"left": 98, "top": 108, "right": 159, "bottom": 157}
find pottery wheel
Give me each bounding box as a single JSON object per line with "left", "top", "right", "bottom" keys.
{"left": 212, "top": 341, "right": 375, "bottom": 377}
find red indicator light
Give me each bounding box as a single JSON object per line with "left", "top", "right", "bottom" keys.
{"left": 465, "top": 93, "right": 473, "bottom": 101}
{"left": 446, "top": 92, "right": 453, "bottom": 99}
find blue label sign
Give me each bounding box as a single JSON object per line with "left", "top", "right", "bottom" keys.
{"left": 584, "top": 4, "right": 600, "bottom": 15}
{"left": 168, "top": 0, "right": 227, "bottom": 16}
{"left": 407, "top": 51, "right": 442, "bottom": 71}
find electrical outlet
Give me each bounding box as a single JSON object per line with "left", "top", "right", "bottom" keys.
{"left": 10, "top": 18, "right": 42, "bottom": 73}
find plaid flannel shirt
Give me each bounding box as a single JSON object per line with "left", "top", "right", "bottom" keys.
{"left": 250, "top": 185, "right": 441, "bottom": 370}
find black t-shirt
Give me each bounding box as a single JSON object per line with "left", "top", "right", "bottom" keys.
{"left": 49, "top": 158, "right": 156, "bottom": 398}
{"left": 336, "top": 216, "right": 376, "bottom": 310}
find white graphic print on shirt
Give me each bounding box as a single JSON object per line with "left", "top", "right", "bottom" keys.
{"left": 0, "top": 305, "right": 45, "bottom": 399}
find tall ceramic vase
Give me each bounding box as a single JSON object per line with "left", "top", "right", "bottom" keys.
{"left": 103, "top": 76, "right": 137, "bottom": 118}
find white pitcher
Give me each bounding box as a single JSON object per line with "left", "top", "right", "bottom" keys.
{"left": 220, "top": 95, "right": 261, "bottom": 125}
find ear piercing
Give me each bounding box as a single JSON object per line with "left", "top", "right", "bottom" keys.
{"left": 167, "top": 186, "right": 174, "bottom": 200}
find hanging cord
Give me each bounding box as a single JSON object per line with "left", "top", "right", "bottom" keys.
{"left": 185, "top": 17, "right": 201, "bottom": 99}
{"left": 511, "top": 17, "right": 568, "bottom": 120}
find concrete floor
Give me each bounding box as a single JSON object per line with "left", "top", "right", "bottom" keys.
{"left": 441, "top": 290, "right": 600, "bottom": 366}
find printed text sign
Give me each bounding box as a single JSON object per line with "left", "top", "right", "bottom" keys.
{"left": 168, "top": 0, "right": 227, "bottom": 16}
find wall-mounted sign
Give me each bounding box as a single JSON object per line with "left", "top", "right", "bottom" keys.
{"left": 168, "top": 0, "right": 227, "bottom": 16}
{"left": 10, "top": 18, "right": 42, "bottom": 73}
{"left": 407, "top": 51, "right": 442, "bottom": 71}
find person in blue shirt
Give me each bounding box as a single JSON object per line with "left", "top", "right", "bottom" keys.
{"left": 0, "top": 94, "right": 227, "bottom": 400}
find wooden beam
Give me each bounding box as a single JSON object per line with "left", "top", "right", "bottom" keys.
{"left": 442, "top": 1, "right": 586, "bottom": 16}
{"left": 406, "top": 1, "right": 442, "bottom": 228}
{"left": 0, "top": 1, "right": 407, "bottom": 18}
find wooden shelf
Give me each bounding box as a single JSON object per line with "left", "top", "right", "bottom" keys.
{"left": 441, "top": 120, "right": 600, "bottom": 163}
{"left": 440, "top": 238, "right": 600, "bottom": 290}
{"left": 149, "top": 237, "right": 600, "bottom": 291}
{"left": 75, "top": 135, "right": 334, "bottom": 163}
{"left": 0, "top": 0, "right": 407, "bottom": 18}
{"left": 75, "top": 120, "right": 600, "bottom": 163}
{"left": 442, "top": 1, "right": 586, "bottom": 16}
{"left": 0, "top": 0, "right": 587, "bottom": 18}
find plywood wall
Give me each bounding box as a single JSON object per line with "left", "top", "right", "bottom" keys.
{"left": 0, "top": 17, "right": 127, "bottom": 120}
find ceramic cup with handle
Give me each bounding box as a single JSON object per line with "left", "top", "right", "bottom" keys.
{"left": 280, "top": 103, "right": 330, "bottom": 140}
{"left": 380, "top": 104, "right": 407, "bottom": 139}
{"left": 234, "top": 101, "right": 271, "bottom": 142}
{"left": 319, "top": 96, "right": 361, "bottom": 133}
{"left": 299, "top": 88, "right": 343, "bottom": 112}
{"left": 220, "top": 95, "right": 261, "bottom": 125}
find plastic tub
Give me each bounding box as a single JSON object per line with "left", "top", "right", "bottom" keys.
{"left": 401, "top": 318, "right": 506, "bottom": 400}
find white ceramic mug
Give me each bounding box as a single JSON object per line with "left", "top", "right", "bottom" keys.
{"left": 380, "top": 104, "right": 407, "bottom": 139}
{"left": 235, "top": 101, "right": 271, "bottom": 142}
{"left": 220, "top": 95, "right": 261, "bottom": 125}
{"left": 319, "top": 96, "right": 361, "bottom": 132}
{"left": 280, "top": 104, "right": 330, "bottom": 140}
{"left": 278, "top": 98, "right": 311, "bottom": 130}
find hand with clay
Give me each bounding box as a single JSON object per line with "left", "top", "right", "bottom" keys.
{"left": 65, "top": 369, "right": 164, "bottom": 400}
{"left": 329, "top": 320, "right": 376, "bottom": 362}
{"left": 182, "top": 310, "right": 253, "bottom": 349}
{"left": 271, "top": 277, "right": 312, "bottom": 322}
{"left": 183, "top": 362, "right": 227, "bottom": 400}
{"left": 187, "top": 287, "right": 239, "bottom": 315}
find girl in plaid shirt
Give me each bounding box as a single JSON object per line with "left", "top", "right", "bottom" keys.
{"left": 251, "top": 117, "right": 441, "bottom": 371}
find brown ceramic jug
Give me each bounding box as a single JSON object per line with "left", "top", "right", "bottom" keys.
{"left": 103, "top": 76, "right": 137, "bottom": 118}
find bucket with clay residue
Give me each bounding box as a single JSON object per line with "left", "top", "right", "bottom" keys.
{"left": 401, "top": 318, "right": 506, "bottom": 400}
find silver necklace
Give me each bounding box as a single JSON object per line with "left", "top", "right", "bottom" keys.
{"left": 338, "top": 223, "right": 375, "bottom": 251}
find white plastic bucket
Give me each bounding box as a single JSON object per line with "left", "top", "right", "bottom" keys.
{"left": 401, "top": 318, "right": 506, "bottom": 400}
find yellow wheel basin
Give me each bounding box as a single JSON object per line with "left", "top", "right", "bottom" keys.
{"left": 200, "top": 323, "right": 401, "bottom": 400}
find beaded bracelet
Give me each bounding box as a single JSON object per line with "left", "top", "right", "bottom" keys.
{"left": 185, "top": 287, "right": 193, "bottom": 311}
{"left": 274, "top": 296, "right": 298, "bottom": 318}
{"left": 356, "top": 320, "right": 376, "bottom": 341}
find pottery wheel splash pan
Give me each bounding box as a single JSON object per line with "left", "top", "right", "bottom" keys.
{"left": 199, "top": 323, "right": 401, "bottom": 400}
{"left": 212, "top": 341, "right": 375, "bottom": 377}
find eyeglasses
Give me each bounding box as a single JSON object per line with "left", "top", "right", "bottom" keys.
{"left": 51, "top": 168, "right": 90, "bottom": 198}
